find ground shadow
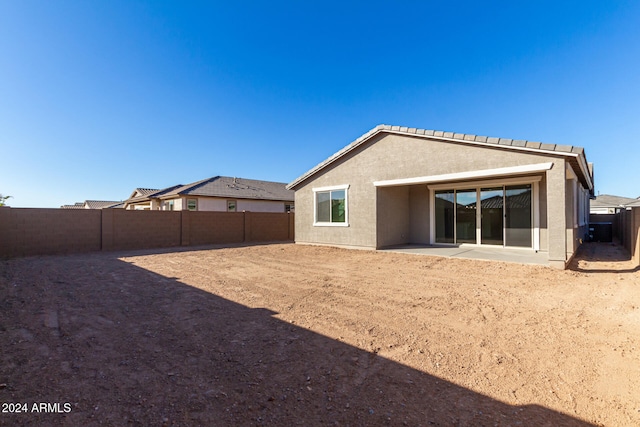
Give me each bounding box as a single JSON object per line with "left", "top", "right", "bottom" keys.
{"left": 1, "top": 252, "right": 595, "bottom": 426}
{"left": 569, "top": 241, "right": 640, "bottom": 274}
{"left": 103, "top": 240, "right": 295, "bottom": 258}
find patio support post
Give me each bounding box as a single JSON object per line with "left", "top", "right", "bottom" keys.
{"left": 547, "top": 160, "right": 567, "bottom": 268}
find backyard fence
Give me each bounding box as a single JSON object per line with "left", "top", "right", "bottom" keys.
{"left": 591, "top": 207, "right": 640, "bottom": 266}
{"left": 0, "top": 207, "right": 294, "bottom": 258}
{"left": 616, "top": 207, "right": 640, "bottom": 266}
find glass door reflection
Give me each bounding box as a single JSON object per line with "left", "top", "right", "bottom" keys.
{"left": 455, "top": 190, "right": 477, "bottom": 244}
{"left": 480, "top": 187, "right": 504, "bottom": 245}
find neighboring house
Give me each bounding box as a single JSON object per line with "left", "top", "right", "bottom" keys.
{"left": 124, "top": 186, "right": 181, "bottom": 211}
{"left": 128, "top": 188, "right": 161, "bottom": 200}
{"left": 124, "top": 176, "right": 294, "bottom": 213}
{"left": 590, "top": 194, "right": 639, "bottom": 214}
{"left": 287, "top": 124, "right": 594, "bottom": 269}
{"left": 61, "top": 200, "right": 123, "bottom": 209}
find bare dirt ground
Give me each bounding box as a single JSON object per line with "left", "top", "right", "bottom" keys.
{"left": 1, "top": 242, "right": 639, "bottom": 426}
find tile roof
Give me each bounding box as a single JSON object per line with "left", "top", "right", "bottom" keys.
{"left": 161, "top": 176, "right": 294, "bottom": 201}
{"left": 61, "top": 201, "right": 124, "bottom": 209}
{"left": 127, "top": 188, "right": 160, "bottom": 201}
{"left": 591, "top": 194, "right": 639, "bottom": 208}
{"left": 287, "top": 124, "right": 593, "bottom": 191}
{"left": 60, "top": 203, "right": 85, "bottom": 209}
{"left": 125, "top": 176, "right": 293, "bottom": 204}
{"left": 85, "top": 200, "right": 123, "bottom": 209}
{"left": 125, "top": 186, "right": 182, "bottom": 204}
{"left": 134, "top": 188, "right": 159, "bottom": 196}
{"left": 104, "top": 202, "right": 125, "bottom": 209}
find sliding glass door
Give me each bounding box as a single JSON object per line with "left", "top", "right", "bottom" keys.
{"left": 505, "top": 185, "right": 532, "bottom": 247}
{"left": 480, "top": 187, "right": 504, "bottom": 245}
{"left": 435, "top": 190, "right": 454, "bottom": 243}
{"left": 434, "top": 184, "right": 532, "bottom": 247}
{"left": 456, "top": 190, "right": 477, "bottom": 244}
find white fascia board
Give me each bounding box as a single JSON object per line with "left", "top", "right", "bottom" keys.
{"left": 373, "top": 162, "right": 553, "bottom": 187}
{"left": 312, "top": 184, "right": 350, "bottom": 192}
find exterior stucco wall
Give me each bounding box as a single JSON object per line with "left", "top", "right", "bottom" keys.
{"left": 294, "top": 174, "right": 378, "bottom": 248}
{"left": 196, "top": 197, "right": 285, "bottom": 212}
{"left": 374, "top": 184, "right": 430, "bottom": 247}
{"left": 161, "top": 197, "right": 286, "bottom": 212}
{"left": 196, "top": 197, "right": 228, "bottom": 211}
{"left": 565, "top": 176, "right": 575, "bottom": 258}
{"left": 544, "top": 159, "right": 568, "bottom": 265}
{"left": 237, "top": 199, "right": 286, "bottom": 212}
{"left": 293, "top": 133, "right": 586, "bottom": 262}
{"left": 409, "top": 185, "right": 430, "bottom": 244}
{"left": 564, "top": 179, "right": 590, "bottom": 262}
{"left": 376, "top": 186, "right": 410, "bottom": 247}
{"left": 158, "top": 198, "right": 184, "bottom": 211}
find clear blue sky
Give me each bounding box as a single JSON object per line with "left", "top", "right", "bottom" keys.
{"left": 1, "top": 1, "right": 639, "bottom": 207}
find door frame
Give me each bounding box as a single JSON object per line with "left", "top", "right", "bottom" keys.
{"left": 429, "top": 176, "right": 541, "bottom": 250}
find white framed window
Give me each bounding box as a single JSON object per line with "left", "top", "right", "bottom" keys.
{"left": 187, "top": 199, "right": 197, "bottom": 211}
{"left": 227, "top": 200, "right": 237, "bottom": 212}
{"left": 313, "top": 184, "right": 349, "bottom": 226}
{"left": 428, "top": 176, "right": 541, "bottom": 251}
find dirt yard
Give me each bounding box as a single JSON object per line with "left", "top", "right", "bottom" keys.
{"left": 1, "top": 242, "right": 639, "bottom": 426}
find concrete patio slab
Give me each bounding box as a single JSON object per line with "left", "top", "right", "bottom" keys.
{"left": 379, "top": 244, "right": 549, "bottom": 266}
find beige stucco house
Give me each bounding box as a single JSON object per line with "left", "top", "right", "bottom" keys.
{"left": 287, "top": 125, "right": 594, "bottom": 269}
{"left": 590, "top": 194, "right": 639, "bottom": 214}
{"left": 124, "top": 176, "right": 294, "bottom": 213}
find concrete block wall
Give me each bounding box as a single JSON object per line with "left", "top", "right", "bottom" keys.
{"left": 0, "top": 207, "right": 294, "bottom": 258}
{"left": 0, "top": 207, "right": 101, "bottom": 257}
{"left": 618, "top": 210, "right": 634, "bottom": 254}
{"left": 247, "top": 212, "right": 294, "bottom": 242}
{"left": 105, "top": 210, "right": 182, "bottom": 251}
{"left": 606, "top": 208, "right": 640, "bottom": 266}
{"left": 184, "top": 211, "right": 245, "bottom": 245}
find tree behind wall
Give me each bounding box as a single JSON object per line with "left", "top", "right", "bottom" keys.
{"left": 0, "top": 194, "right": 11, "bottom": 206}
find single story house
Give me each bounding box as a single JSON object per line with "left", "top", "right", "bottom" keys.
{"left": 287, "top": 124, "right": 594, "bottom": 269}
{"left": 124, "top": 176, "right": 294, "bottom": 213}
{"left": 590, "top": 194, "right": 639, "bottom": 214}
